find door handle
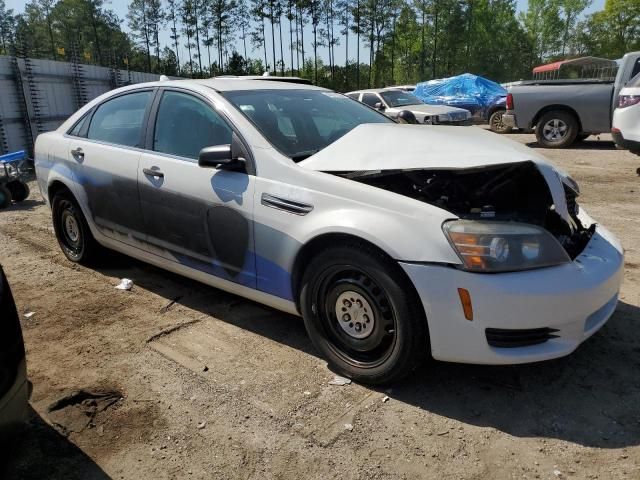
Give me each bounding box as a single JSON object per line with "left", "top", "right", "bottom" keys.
{"left": 70, "top": 147, "right": 84, "bottom": 160}
{"left": 143, "top": 167, "right": 164, "bottom": 178}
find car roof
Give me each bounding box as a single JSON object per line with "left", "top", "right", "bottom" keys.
{"left": 135, "top": 77, "right": 328, "bottom": 92}
{"left": 346, "top": 87, "right": 415, "bottom": 95}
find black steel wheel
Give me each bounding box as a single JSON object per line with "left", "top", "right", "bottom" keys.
{"left": 52, "top": 192, "right": 97, "bottom": 263}
{"left": 0, "top": 185, "right": 11, "bottom": 209}
{"left": 300, "top": 244, "right": 429, "bottom": 385}
{"left": 5, "top": 180, "right": 30, "bottom": 202}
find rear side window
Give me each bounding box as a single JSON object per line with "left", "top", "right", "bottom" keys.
{"left": 361, "top": 93, "right": 381, "bottom": 107}
{"left": 68, "top": 113, "right": 90, "bottom": 137}
{"left": 346, "top": 93, "right": 360, "bottom": 100}
{"left": 153, "top": 91, "right": 233, "bottom": 159}
{"left": 87, "top": 91, "right": 151, "bottom": 147}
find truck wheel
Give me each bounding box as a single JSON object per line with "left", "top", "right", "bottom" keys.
{"left": 535, "top": 111, "right": 579, "bottom": 148}
{"left": 0, "top": 185, "right": 11, "bottom": 209}
{"left": 6, "top": 180, "right": 30, "bottom": 202}
{"left": 52, "top": 192, "right": 98, "bottom": 264}
{"left": 300, "top": 244, "right": 429, "bottom": 385}
{"left": 489, "top": 110, "right": 512, "bottom": 134}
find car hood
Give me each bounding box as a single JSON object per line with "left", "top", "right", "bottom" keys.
{"left": 387, "top": 104, "right": 469, "bottom": 116}
{"left": 299, "top": 123, "right": 573, "bottom": 224}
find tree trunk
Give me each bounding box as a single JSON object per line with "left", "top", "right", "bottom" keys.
{"left": 261, "top": 17, "right": 268, "bottom": 70}
{"left": 344, "top": 3, "right": 348, "bottom": 90}
{"left": 193, "top": 0, "right": 203, "bottom": 73}
{"left": 289, "top": 1, "right": 294, "bottom": 75}
{"left": 420, "top": 5, "right": 425, "bottom": 78}
{"left": 432, "top": 4, "right": 438, "bottom": 79}
{"left": 278, "top": 13, "right": 285, "bottom": 74}
{"left": 269, "top": 0, "right": 277, "bottom": 74}
{"left": 356, "top": 0, "right": 360, "bottom": 89}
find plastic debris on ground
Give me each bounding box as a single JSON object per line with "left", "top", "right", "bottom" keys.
{"left": 24, "top": 311, "right": 35, "bottom": 319}
{"left": 413, "top": 73, "right": 506, "bottom": 118}
{"left": 382, "top": 396, "right": 390, "bottom": 403}
{"left": 344, "top": 423, "right": 353, "bottom": 431}
{"left": 328, "top": 375, "right": 352, "bottom": 386}
{"left": 115, "top": 278, "right": 133, "bottom": 291}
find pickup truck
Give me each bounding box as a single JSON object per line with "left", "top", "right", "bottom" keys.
{"left": 503, "top": 52, "right": 640, "bottom": 148}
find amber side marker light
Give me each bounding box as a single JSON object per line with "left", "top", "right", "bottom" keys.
{"left": 457, "top": 288, "right": 474, "bottom": 321}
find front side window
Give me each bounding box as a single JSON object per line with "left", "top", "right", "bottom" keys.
{"left": 87, "top": 91, "right": 151, "bottom": 147}
{"left": 154, "top": 91, "right": 233, "bottom": 159}
{"left": 361, "top": 93, "right": 381, "bottom": 107}
{"left": 380, "top": 91, "right": 423, "bottom": 108}
{"left": 223, "top": 89, "right": 392, "bottom": 161}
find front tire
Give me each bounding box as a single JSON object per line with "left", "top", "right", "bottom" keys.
{"left": 0, "top": 185, "right": 11, "bottom": 208}
{"left": 300, "top": 244, "right": 429, "bottom": 385}
{"left": 535, "top": 110, "right": 579, "bottom": 148}
{"left": 489, "top": 110, "right": 512, "bottom": 134}
{"left": 5, "top": 180, "right": 30, "bottom": 202}
{"left": 52, "top": 192, "right": 98, "bottom": 264}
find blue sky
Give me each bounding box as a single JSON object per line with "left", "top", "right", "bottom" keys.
{"left": 7, "top": 0, "right": 606, "bottom": 69}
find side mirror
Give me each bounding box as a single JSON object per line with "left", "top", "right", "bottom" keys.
{"left": 397, "top": 110, "right": 418, "bottom": 124}
{"left": 374, "top": 102, "right": 385, "bottom": 110}
{"left": 198, "top": 133, "right": 251, "bottom": 173}
{"left": 198, "top": 144, "right": 233, "bottom": 168}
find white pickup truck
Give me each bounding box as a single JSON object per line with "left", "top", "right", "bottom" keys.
{"left": 503, "top": 52, "right": 640, "bottom": 148}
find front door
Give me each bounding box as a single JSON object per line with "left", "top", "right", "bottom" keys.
{"left": 68, "top": 89, "right": 152, "bottom": 244}
{"left": 138, "top": 89, "right": 256, "bottom": 289}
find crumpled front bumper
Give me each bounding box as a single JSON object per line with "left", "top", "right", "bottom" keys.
{"left": 400, "top": 217, "right": 624, "bottom": 365}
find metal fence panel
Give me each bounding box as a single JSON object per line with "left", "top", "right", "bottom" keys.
{"left": 0, "top": 55, "right": 169, "bottom": 156}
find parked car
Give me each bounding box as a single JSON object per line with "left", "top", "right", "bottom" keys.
{"left": 345, "top": 88, "right": 472, "bottom": 125}
{"left": 392, "top": 79, "right": 511, "bottom": 133}
{"left": 35, "top": 79, "right": 623, "bottom": 384}
{"left": 503, "top": 52, "right": 640, "bottom": 148}
{"left": 612, "top": 73, "right": 640, "bottom": 155}
{"left": 0, "top": 265, "right": 29, "bottom": 443}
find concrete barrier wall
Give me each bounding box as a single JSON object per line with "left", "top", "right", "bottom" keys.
{"left": 0, "top": 55, "right": 168, "bottom": 156}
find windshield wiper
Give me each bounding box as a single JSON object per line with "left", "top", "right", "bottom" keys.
{"left": 291, "top": 149, "right": 322, "bottom": 161}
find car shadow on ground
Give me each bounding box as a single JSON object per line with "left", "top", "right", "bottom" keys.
{"left": 93, "top": 250, "right": 640, "bottom": 450}
{"left": 3, "top": 198, "right": 45, "bottom": 212}
{"left": 526, "top": 139, "right": 619, "bottom": 150}
{"left": 1, "top": 407, "right": 111, "bottom": 480}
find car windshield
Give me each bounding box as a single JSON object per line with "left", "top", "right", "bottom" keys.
{"left": 379, "top": 91, "right": 423, "bottom": 107}
{"left": 222, "top": 89, "right": 392, "bottom": 161}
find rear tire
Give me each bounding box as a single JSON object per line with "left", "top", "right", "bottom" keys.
{"left": 300, "top": 244, "right": 429, "bottom": 385}
{"left": 52, "top": 192, "right": 98, "bottom": 264}
{"left": 535, "top": 110, "right": 579, "bottom": 148}
{"left": 0, "top": 185, "right": 11, "bottom": 208}
{"left": 489, "top": 110, "right": 512, "bottom": 134}
{"left": 5, "top": 180, "right": 30, "bottom": 202}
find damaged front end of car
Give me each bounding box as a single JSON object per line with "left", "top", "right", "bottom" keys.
{"left": 338, "top": 161, "right": 594, "bottom": 270}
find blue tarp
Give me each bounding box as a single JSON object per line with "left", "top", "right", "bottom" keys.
{"left": 413, "top": 74, "right": 506, "bottom": 117}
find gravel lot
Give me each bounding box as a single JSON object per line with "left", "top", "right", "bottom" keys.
{"left": 1, "top": 129, "right": 639, "bottom": 480}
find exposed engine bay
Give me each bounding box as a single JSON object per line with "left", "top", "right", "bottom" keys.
{"left": 339, "top": 161, "right": 594, "bottom": 259}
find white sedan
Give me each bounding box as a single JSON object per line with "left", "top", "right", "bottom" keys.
{"left": 612, "top": 74, "right": 640, "bottom": 154}
{"left": 34, "top": 78, "right": 623, "bottom": 384}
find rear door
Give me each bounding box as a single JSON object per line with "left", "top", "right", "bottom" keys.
{"left": 67, "top": 89, "right": 153, "bottom": 244}
{"left": 138, "top": 88, "right": 257, "bottom": 288}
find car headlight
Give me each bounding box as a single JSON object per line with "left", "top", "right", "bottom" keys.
{"left": 443, "top": 220, "right": 570, "bottom": 272}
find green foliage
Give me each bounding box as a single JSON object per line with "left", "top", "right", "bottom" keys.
{"left": 2, "top": 0, "right": 638, "bottom": 88}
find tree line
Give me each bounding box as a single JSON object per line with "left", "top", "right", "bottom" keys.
{"left": 0, "top": 0, "right": 637, "bottom": 91}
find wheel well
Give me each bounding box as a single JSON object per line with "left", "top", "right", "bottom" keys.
{"left": 290, "top": 233, "right": 421, "bottom": 313}
{"left": 47, "top": 180, "right": 73, "bottom": 204}
{"left": 487, "top": 106, "right": 505, "bottom": 119}
{"left": 531, "top": 105, "right": 582, "bottom": 132}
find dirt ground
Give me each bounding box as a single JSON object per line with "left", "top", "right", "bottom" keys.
{"left": 1, "top": 129, "right": 639, "bottom": 480}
